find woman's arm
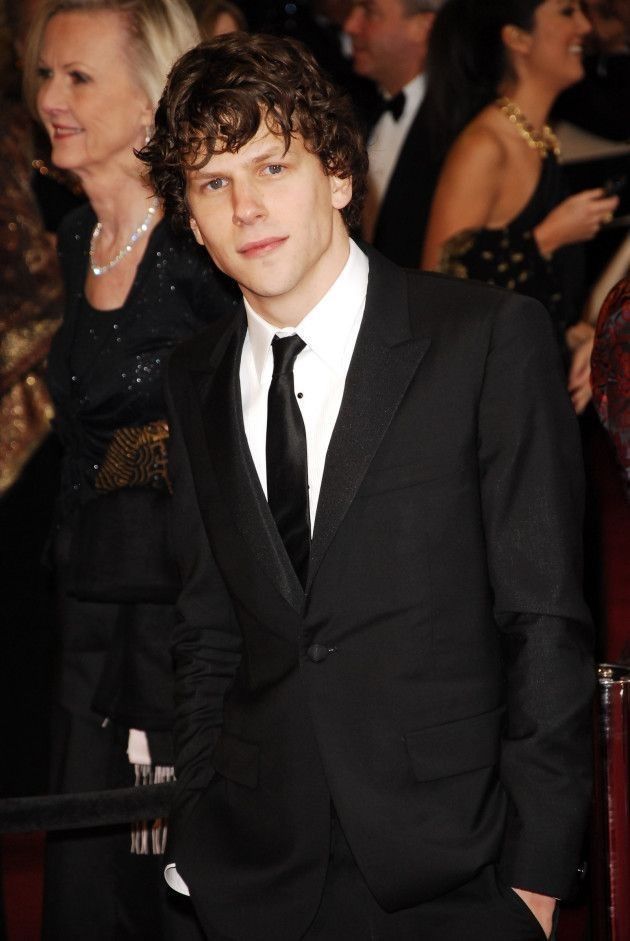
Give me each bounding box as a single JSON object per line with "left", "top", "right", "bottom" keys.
{"left": 422, "top": 123, "right": 619, "bottom": 271}
{"left": 422, "top": 126, "right": 504, "bottom": 270}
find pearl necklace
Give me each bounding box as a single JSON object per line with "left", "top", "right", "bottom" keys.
{"left": 89, "top": 200, "right": 158, "bottom": 276}
{"left": 496, "top": 97, "right": 560, "bottom": 158}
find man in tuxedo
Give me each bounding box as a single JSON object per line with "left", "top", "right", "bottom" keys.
{"left": 344, "top": 0, "right": 443, "bottom": 265}
{"left": 144, "top": 33, "right": 594, "bottom": 941}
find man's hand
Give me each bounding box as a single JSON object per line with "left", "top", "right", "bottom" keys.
{"left": 512, "top": 887, "right": 557, "bottom": 939}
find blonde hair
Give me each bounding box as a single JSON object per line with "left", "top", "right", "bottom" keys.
{"left": 23, "top": 0, "right": 199, "bottom": 116}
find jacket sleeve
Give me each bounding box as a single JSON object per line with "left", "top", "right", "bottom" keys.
{"left": 165, "top": 360, "right": 242, "bottom": 796}
{"left": 476, "top": 294, "right": 595, "bottom": 899}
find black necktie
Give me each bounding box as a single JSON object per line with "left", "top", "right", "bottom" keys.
{"left": 375, "top": 90, "right": 406, "bottom": 123}
{"left": 266, "top": 335, "right": 310, "bottom": 587}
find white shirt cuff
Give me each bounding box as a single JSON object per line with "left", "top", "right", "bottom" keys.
{"left": 164, "top": 862, "right": 190, "bottom": 896}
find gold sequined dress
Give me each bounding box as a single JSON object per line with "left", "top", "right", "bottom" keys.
{"left": 0, "top": 101, "right": 64, "bottom": 493}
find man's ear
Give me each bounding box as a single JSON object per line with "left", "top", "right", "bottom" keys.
{"left": 330, "top": 174, "right": 352, "bottom": 211}
{"left": 413, "top": 10, "right": 436, "bottom": 43}
{"left": 189, "top": 216, "right": 204, "bottom": 245}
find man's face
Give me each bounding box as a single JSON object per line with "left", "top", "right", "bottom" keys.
{"left": 344, "top": 0, "right": 432, "bottom": 94}
{"left": 610, "top": 0, "right": 630, "bottom": 30}
{"left": 582, "top": 0, "right": 627, "bottom": 52}
{"left": 186, "top": 123, "right": 352, "bottom": 328}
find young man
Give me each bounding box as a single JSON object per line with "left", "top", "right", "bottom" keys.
{"left": 144, "top": 34, "right": 594, "bottom": 941}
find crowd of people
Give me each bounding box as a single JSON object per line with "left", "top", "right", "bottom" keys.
{"left": 0, "top": 0, "right": 628, "bottom": 939}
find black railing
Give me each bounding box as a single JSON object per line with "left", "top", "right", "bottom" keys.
{"left": 0, "top": 783, "right": 175, "bottom": 833}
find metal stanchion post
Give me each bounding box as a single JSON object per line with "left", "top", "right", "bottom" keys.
{"left": 592, "top": 664, "right": 630, "bottom": 941}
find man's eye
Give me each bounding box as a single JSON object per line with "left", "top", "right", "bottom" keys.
{"left": 265, "top": 164, "right": 284, "bottom": 176}
{"left": 205, "top": 178, "right": 225, "bottom": 191}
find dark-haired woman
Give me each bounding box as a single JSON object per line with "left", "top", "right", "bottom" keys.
{"left": 422, "top": 0, "right": 619, "bottom": 414}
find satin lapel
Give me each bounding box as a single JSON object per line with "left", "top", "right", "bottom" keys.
{"left": 307, "top": 254, "right": 430, "bottom": 589}
{"left": 192, "top": 320, "right": 305, "bottom": 612}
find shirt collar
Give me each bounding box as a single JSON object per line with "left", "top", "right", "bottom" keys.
{"left": 244, "top": 239, "right": 369, "bottom": 381}
{"left": 400, "top": 73, "right": 425, "bottom": 117}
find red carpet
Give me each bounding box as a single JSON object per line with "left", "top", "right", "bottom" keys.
{"left": 2, "top": 834, "right": 44, "bottom": 941}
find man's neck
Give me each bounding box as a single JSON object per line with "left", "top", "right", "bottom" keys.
{"left": 380, "top": 67, "right": 423, "bottom": 98}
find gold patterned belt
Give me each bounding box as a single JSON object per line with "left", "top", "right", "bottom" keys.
{"left": 94, "top": 420, "right": 171, "bottom": 493}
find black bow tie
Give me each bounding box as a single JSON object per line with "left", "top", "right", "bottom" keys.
{"left": 376, "top": 90, "right": 406, "bottom": 122}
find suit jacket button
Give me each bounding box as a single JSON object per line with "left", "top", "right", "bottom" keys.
{"left": 307, "top": 644, "right": 330, "bottom": 662}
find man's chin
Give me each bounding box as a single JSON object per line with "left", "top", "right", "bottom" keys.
{"left": 351, "top": 55, "right": 372, "bottom": 79}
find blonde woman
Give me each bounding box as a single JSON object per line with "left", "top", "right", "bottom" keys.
{"left": 24, "top": 1, "right": 234, "bottom": 936}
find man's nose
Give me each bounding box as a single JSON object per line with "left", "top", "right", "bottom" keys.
{"left": 343, "top": 5, "right": 363, "bottom": 37}
{"left": 232, "top": 181, "right": 266, "bottom": 226}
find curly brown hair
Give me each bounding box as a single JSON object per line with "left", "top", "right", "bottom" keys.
{"left": 140, "top": 33, "right": 368, "bottom": 232}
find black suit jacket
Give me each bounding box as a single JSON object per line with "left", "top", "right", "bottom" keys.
{"left": 371, "top": 102, "right": 440, "bottom": 268}
{"left": 165, "top": 248, "right": 594, "bottom": 941}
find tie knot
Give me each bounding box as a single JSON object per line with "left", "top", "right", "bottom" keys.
{"left": 271, "top": 334, "right": 306, "bottom": 376}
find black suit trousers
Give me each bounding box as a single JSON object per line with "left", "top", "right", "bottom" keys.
{"left": 199, "top": 813, "right": 557, "bottom": 941}
{"left": 301, "top": 815, "right": 556, "bottom": 941}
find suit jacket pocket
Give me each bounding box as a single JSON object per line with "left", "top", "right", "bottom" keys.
{"left": 210, "top": 731, "right": 260, "bottom": 789}
{"left": 405, "top": 706, "right": 504, "bottom": 782}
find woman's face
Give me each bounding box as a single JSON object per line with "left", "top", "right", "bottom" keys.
{"left": 515, "top": 0, "right": 592, "bottom": 91}
{"left": 212, "top": 12, "right": 242, "bottom": 36}
{"left": 36, "top": 10, "right": 153, "bottom": 179}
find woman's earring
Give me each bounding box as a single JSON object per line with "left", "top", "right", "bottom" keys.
{"left": 144, "top": 125, "right": 153, "bottom": 146}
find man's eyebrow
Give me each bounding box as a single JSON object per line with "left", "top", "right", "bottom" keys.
{"left": 189, "top": 145, "right": 290, "bottom": 177}
{"left": 188, "top": 166, "right": 222, "bottom": 179}
{"left": 249, "top": 145, "right": 290, "bottom": 163}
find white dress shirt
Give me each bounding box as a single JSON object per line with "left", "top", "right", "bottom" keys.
{"left": 164, "top": 238, "right": 369, "bottom": 896}
{"left": 240, "top": 238, "right": 369, "bottom": 531}
{"left": 363, "top": 73, "right": 426, "bottom": 242}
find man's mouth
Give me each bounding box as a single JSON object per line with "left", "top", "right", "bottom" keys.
{"left": 237, "top": 237, "right": 288, "bottom": 258}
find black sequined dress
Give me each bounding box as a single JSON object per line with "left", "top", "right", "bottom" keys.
{"left": 439, "top": 153, "right": 583, "bottom": 349}
{"left": 47, "top": 204, "right": 237, "bottom": 749}
{"left": 44, "top": 205, "right": 234, "bottom": 938}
